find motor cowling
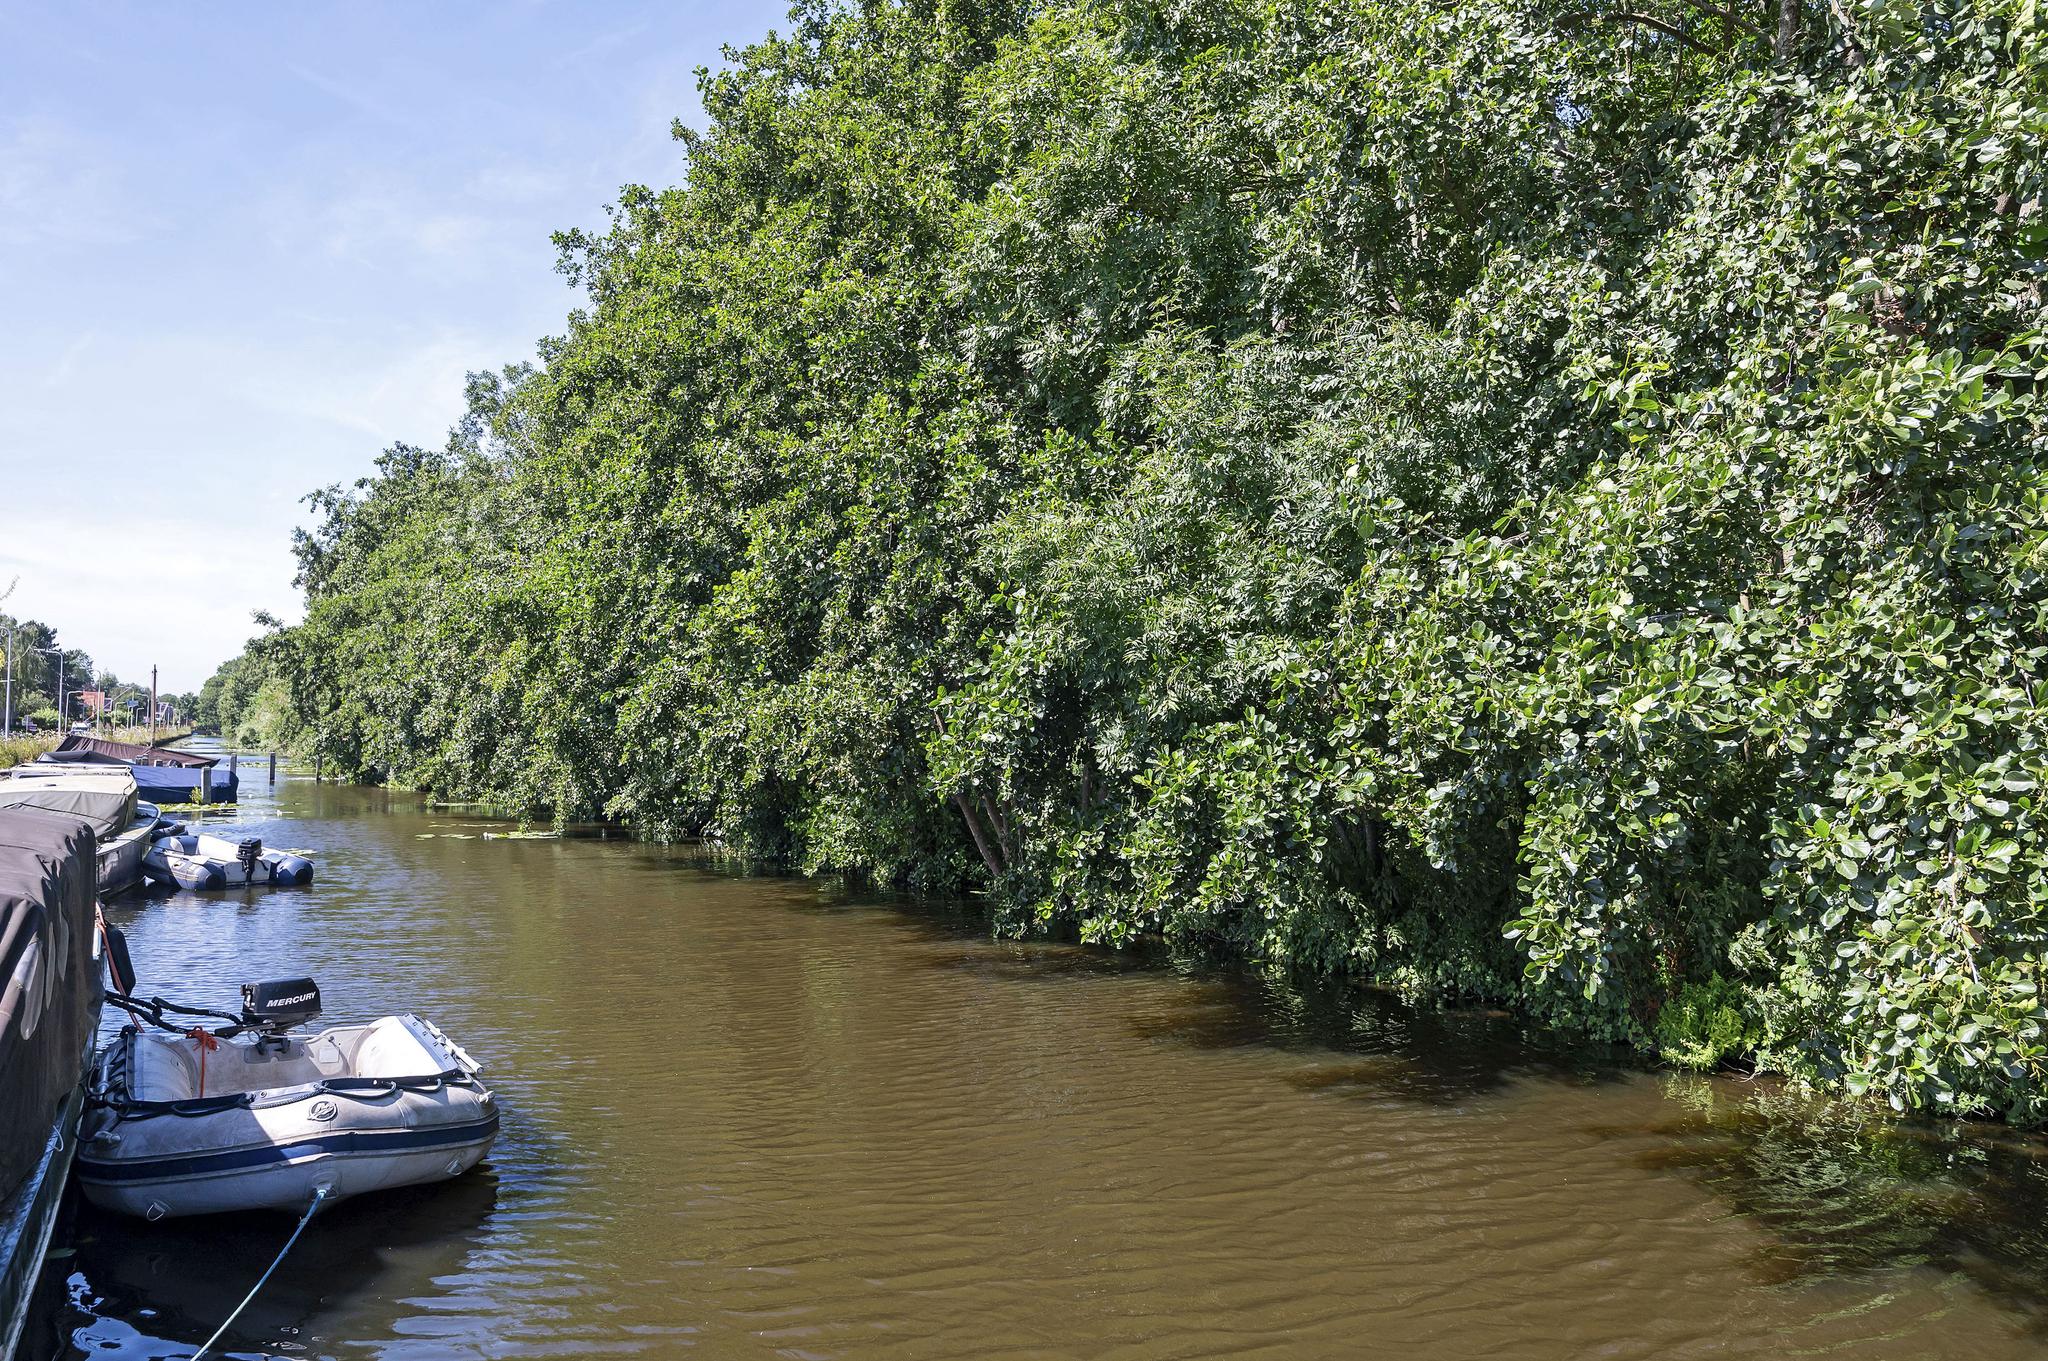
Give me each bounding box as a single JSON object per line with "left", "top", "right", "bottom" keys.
{"left": 241, "top": 977, "right": 321, "bottom": 1032}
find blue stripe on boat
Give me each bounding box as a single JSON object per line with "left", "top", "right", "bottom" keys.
{"left": 75, "top": 1115, "right": 499, "bottom": 1184}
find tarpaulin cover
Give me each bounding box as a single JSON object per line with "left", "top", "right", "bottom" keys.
{"left": 34, "top": 750, "right": 127, "bottom": 766}
{"left": 0, "top": 808, "right": 97, "bottom": 1209}
{"left": 52, "top": 735, "right": 214, "bottom": 768}
{"left": 35, "top": 757, "right": 235, "bottom": 805}
{"left": 0, "top": 769, "right": 138, "bottom": 840}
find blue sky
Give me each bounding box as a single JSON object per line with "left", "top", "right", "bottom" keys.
{"left": 0, "top": 0, "right": 780, "bottom": 692}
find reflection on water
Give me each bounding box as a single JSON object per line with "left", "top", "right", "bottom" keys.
{"left": 22, "top": 744, "right": 2048, "bottom": 1359}
{"left": 65, "top": 1174, "right": 499, "bottom": 1349}
{"left": 1624, "top": 1082, "right": 2048, "bottom": 1324}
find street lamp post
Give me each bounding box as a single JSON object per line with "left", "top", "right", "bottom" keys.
{"left": 2, "top": 622, "right": 14, "bottom": 736}
{"left": 37, "top": 648, "right": 65, "bottom": 737}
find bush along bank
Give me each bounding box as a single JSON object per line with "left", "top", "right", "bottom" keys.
{"left": 213, "top": 0, "right": 2048, "bottom": 1117}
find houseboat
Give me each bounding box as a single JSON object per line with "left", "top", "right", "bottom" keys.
{"left": 0, "top": 808, "right": 112, "bottom": 1358}
{"left": 0, "top": 767, "right": 160, "bottom": 897}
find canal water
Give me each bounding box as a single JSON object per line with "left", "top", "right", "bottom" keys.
{"left": 24, "top": 754, "right": 2048, "bottom": 1358}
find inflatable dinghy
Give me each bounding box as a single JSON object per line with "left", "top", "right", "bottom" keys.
{"left": 79, "top": 980, "right": 496, "bottom": 1219}
{"left": 145, "top": 833, "right": 313, "bottom": 889}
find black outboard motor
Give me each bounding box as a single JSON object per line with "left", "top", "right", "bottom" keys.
{"left": 241, "top": 978, "right": 321, "bottom": 1044}
{"left": 236, "top": 838, "right": 263, "bottom": 882}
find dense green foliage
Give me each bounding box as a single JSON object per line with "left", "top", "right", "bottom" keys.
{"left": 197, "top": 619, "right": 300, "bottom": 748}
{"left": 225, "top": 0, "right": 2047, "bottom": 1113}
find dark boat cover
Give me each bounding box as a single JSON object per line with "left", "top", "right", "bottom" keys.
{"left": 52, "top": 734, "right": 214, "bottom": 768}
{"left": 32, "top": 757, "right": 235, "bottom": 805}
{"left": 129, "top": 765, "right": 239, "bottom": 805}
{"left": 34, "top": 749, "right": 126, "bottom": 766}
{"left": 0, "top": 809, "right": 97, "bottom": 1208}
{"left": 0, "top": 769, "right": 138, "bottom": 841}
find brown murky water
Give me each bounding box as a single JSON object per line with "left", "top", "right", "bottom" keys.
{"left": 23, "top": 751, "right": 2048, "bottom": 1358}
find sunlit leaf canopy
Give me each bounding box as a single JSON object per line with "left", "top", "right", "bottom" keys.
{"left": 210, "top": 0, "right": 2048, "bottom": 1116}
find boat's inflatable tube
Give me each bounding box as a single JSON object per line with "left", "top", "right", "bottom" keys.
{"left": 144, "top": 846, "right": 224, "bottom": 889}
{"left": 144, "top": 833, "right": 312, "bottom": 890}
{"left": 77, "top": 1015, "right": 495, "bottom": 1219}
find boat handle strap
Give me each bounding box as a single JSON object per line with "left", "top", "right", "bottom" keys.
{"left": 104, "top": 989, "right": 251, "bottom": 1037}
{"left": 107, "top": 1068, "right": 478, "bottom": 1121}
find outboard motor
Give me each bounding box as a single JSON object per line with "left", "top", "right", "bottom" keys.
{"left": 241, "top": 978, "right": 321, "bottom": 1050}
{"left": 236, "top": 838, "right": 263, "bottom": 882}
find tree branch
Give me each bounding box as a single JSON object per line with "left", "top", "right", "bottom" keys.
{"left": 1607, "top": 10, "right": 1720, "bottom": 53}
{"left": 1826, "top": 0, "right": 1865, "bottom": 64}
{"left": 954, "top": 791, "right": 1005, "bottom": 879}
{"left": 1672, "top": 0, "right": 1767, "bottom": 39}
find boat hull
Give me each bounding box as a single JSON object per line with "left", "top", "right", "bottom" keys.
{"left": 97, "top": 817, "right": 154, "bottom": 898}
{"left": 0, "top": 1075, "right": 88, "bottom": 1361}
{"left": 77, "top": 1017, "right": 495, "bottom": 1219}
{"left": 0, "top": 768, "right": 155, "bottom": 897}
{"left": 77, "top": 1104, "right": 498, "bottom": 1220}
{"left": 0, "top": 808, "right": 105, "bottom": 1358}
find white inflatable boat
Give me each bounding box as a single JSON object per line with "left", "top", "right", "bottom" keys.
{"left": 145, "top": 833, "right": 313, "bottom": 890}
{"left": 78, "top": 980, "right": 496, "bottom": 1219}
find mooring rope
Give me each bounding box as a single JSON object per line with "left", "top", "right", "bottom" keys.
{"left": 188, "top": 1185, "right": 331, "bottom": 1360}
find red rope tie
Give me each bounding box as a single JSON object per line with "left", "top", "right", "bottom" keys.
{"left": 186, "top": 1027, "right": 220, "bottom": 1097}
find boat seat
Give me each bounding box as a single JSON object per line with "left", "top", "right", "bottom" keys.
{"left": 131, "top": 1030, "right": 349, "bottom": 1101}
{"left": 127, "top": 1017, "right": 451, "bottom": 1102}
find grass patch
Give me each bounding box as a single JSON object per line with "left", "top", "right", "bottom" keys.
{"left": 0, "top": 726, "right": 196, "bottom": 771}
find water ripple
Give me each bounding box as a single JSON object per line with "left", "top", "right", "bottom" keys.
{"left": 23, "top": 753, "right": 2048, "bottom": 1359}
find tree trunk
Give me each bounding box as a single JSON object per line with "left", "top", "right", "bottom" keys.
{"left": 954, "top": 791, "right": 1005, "bottom": 879}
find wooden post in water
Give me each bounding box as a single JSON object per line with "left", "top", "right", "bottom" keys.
{"left": 315, "top": 752, "right": 323, "bottom": 784}
{"left": 269, "top": 752, "right": 277, "bottom": 783}
{"left": 197, "top": 763, "right": 209, "bottom": 806}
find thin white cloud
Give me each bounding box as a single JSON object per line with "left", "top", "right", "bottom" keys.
{"left": 0, "top": 116, "right": 145, "bottom": 248}
{"left": 256, "top": 173, "right": 538, "bottom": 276}
{"left": 321, "top": 193, "right": 492, "bottom": 264}
{"left": 466, "top": 162, "right": 564, "bottom": 205}
{"left": 40, "top": 330, "right": 95, "bottom": 388}
{"left": 0, "top": 0, "right": 769, "bottom": 685}
{"left": 284, "top": 62, "right": 408, "bottom": 128}
{"left": 0, "top": 320, "right": 534, "bottom": 683}
{"left": 552, "top": 21, "right": 653, "bottom": 71}
{"left": 230, "top": 329, "right": 511, "bottom": 447}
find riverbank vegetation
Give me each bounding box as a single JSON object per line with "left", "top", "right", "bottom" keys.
{"left": 211, "top": 0, "right": 2046, "bottom": 1116}
{"left": 0, "top": 727, "right": 196, "bottom": 771}
{"left": 0, "top": 734, "right": 56, "bottom": 771}
{"left": 195, "top": 624, "right": 295, "bottom": 748}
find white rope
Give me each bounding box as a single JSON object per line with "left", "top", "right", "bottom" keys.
{"left": 189, "top": 1185, "right": 331, "bottom": 1360}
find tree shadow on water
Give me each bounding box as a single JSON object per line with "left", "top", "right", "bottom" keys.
{"left": 880, "top": 893, "right": 1639, "bottom": 1108}
{"left": 1123, "top": 968, "right": 1643, "bottom": 1107}
{"left": 1596, "top": 1080, "right": 2048, "bottom": 1334}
